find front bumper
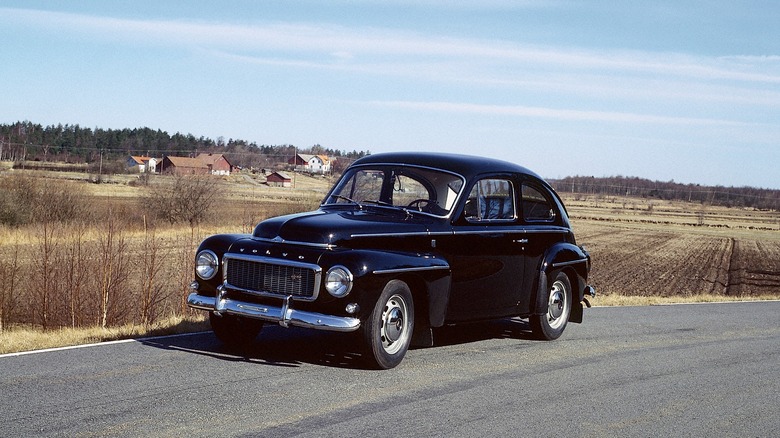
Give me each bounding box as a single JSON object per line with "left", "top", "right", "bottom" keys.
{"left": 187, "top": 287, "right": 361, "bottom": 333}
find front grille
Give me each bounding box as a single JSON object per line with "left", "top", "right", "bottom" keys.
{"left": 223, "top": 254, "right": 321, "bottom": 301}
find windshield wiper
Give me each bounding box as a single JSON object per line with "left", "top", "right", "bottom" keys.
{"left": 329, "top": 194, "right": 366, "bottom": 210}
{"left": 362, "top": 199, "right": 394, "bottom": 207}
{"left": 329, "top": 194, "right": 358, "bottom": 204}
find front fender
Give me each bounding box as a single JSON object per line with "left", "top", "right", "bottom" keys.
{"left": 194, "top": 234, "right": 252, "bottom": 295}
{"left": 319, "top": 250, "right": 451, "bottom": 327}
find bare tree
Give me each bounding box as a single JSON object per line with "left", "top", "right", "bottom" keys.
{"left": 0, "top": 240, "right": 21, "bottom": 331}
{"left": 64, "top": 221, "right": 91, "bottom": 328}
{"left": 138, "top": 221, "right": 168, "bottom": 325}
{"left": 96, "top": 213, "right": 130, "bottom": 328}
{"left": 30, "top": 222, "right": 61, "bottom": 330}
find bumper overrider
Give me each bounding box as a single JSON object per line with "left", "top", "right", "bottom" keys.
{"left": 187, "top": 283, "right": 361, "bottom": 332}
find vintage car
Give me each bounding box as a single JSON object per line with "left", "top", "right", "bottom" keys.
{"left": 187, "top": 152, "right": 594, "bottom": 369}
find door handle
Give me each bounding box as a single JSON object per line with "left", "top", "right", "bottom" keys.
{"left": 514, "top": 239, "right": 528, "bottom": 244}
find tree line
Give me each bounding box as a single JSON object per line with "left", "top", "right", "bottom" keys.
{"left": 3, "top": 121, "right": 778, "bottom": 211}
{"left": 550, "top": 175, "right": 780, "bottom": 211}
{"left": 0, "top": 120, "right": 369, "bottom": 171}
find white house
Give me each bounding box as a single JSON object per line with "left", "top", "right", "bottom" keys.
{"left": 127, "top": 156, "right": 158, "bottom": 173}
{"left": 289, "top": 154, "right": 332, "bottom": 174}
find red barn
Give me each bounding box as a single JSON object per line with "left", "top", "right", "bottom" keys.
{"left": 160, "top": 156, "right": 209, "bottom": 175}
{"left": 266, "top": 171, "right": 292, "bottom": 188}
{"left": 197, "top": 153, "right": 233, "bottom": 175}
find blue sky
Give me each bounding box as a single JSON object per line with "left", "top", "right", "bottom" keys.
{"left": 1, "top": 1, "right": 778, "bottom": 188}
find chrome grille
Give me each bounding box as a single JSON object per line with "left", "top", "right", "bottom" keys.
{"left": 223, "top": 254, "right": 321, "bottom": 301}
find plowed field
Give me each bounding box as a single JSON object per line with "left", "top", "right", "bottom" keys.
{"left": 567, "top": 195, "right": 780, "bottom": 298}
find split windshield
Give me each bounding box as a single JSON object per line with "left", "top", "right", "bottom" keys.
{"left": 325, "top": 165, "right": 465, "bottom": 217}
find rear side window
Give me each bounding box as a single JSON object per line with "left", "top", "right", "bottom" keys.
{"left": 464, "top": 178, "right": 515, "bottom": 222}
{"left": 522, "top": 184, "right": 555, "bottom": 222}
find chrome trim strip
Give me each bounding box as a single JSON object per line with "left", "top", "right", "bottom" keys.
{"left": 224, "top": 253, "right": 321, "bottom": 269}
{"left": 353, "top": 228, "right": 570, "bottom": 239}
{"left": 252, "top": 236, "right": 335, "bottom": 249}
{"left": 223, "top": 254, "right": 323, "bottom": 302}
{"left": 351, "top": 231, "right": 455, "bottom": 239}
{"left": 351, "top": 231, "right": 431, "bottom": 238}
{"left": 452, "top": 230, "right": 527, "bottom": 236}
{"left": 524, "top": 228, "right": 570, "bottom": 234}
{"left": 373, "top": 265, "right": 450, "bottom": 275}
{"left": 187, "top": 293, "right": 361, "bottom": 332}
{"left": 551, "top": 258, "right": 589, "bottom": 268}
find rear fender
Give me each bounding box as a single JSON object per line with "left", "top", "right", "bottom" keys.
{"left": 533, "top": 242, "right": 591, "bottom": 323}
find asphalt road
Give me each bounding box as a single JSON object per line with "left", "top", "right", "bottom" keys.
{"left": 2, "top": 302, "right": 779, "bottom": 437}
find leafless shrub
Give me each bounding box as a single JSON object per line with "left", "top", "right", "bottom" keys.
{"left": 144, "top": 174, "right": 222, "bottom": 227}
{"left": 0, "top": 173, "right": 88, "bottom": 225}
{"left": 171, "top": 232, "right": 199, "bottom": 316}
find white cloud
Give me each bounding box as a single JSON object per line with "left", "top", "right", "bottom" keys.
{"left": 3, "top": 6, "right": 778, "bottom": 86}
{"left": 365, "top": 100, "right": 752, "bottom": 126}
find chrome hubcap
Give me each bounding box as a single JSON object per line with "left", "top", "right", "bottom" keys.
{"left": 547, "top": 280, "right": 569, "bottom": 329}
{"left": 380, "top": 294, "right": 408, "bottom": 354}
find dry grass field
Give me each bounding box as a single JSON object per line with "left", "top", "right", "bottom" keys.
{"left": 0, "top": 168, "right": 778, "bottom": 354}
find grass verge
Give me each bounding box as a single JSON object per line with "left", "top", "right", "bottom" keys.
{"left": 593, "top": 293, "right": 779, "bottom": 307}
{"left": 3, "top": 294, "right": 779, "bottom": 355}
{"left": 0, "top": 315, "right": 209, "bottom": 355}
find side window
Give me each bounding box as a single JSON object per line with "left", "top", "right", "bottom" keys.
{"left": 464, "top": 178, "right": 515, "bottom": 222}
{"left": 522, "top": 184, "right": 555, "bottom": 222}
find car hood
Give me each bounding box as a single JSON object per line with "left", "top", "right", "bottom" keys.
{"left": 252, "top": 207, "right": 433, "bottom": 246}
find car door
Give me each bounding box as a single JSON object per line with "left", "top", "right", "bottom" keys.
{"left": 515, "top": 179, "right": 570, "bottom": 313}
{"left": 442, "top": 176, "right": 527, "bottom": 322}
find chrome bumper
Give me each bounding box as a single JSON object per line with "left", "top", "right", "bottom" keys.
{"left": 187, "top": 291, "right": 361, "bottom": 333}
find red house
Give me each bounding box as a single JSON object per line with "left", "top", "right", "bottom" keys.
{"left": 197, "top": 153, "right": 233, "bottom": 176}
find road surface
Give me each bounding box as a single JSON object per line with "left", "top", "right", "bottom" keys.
{"left": 1, "top": 302, "right": 778, "bottom": 437}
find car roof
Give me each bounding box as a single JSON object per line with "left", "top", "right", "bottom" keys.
{"left": 351, "top": 152, "right": 544, "bottom": 182}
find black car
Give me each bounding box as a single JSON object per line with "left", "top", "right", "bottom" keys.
{"left": 188, "top": 152, "right": 594, "bottom": 369}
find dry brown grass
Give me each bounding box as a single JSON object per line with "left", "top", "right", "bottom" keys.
{"left": 0, "top": 315, "right": 209, "bottom": 355}
{"left": 593, "top": 293, "right": 779, "bottom": 307}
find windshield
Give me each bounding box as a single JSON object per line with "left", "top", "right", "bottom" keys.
{"left": 324, "top": 165, "right": 465, "bottom": 217}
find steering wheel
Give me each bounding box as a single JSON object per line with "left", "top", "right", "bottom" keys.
{"left": 406, "top": 198, "right": 433, "bottom": 211}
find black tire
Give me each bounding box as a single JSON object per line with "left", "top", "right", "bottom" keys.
{"left": 362, "top": 280, "right": 414, "bottom": 369}
{"left": 209, "top": 312, "right": 263, "bottom": 349}
{"left": 530, "top": 271, "right": 572, "bottom": 340}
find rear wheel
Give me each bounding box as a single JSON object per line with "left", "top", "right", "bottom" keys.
{"left": 209, "top": 312, "right": 263, "bottom": 349}
{"left": 362, "top": 280, "right": 414, "bottom": 369}
{"left": 530, "top": 271, "right": 571, "bottom": 340}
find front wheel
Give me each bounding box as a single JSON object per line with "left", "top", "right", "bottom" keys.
{"left": 209, "top": 312, "right": 263, "bottom": 349}
{"left": 530, "top": 271, "right": 572, "bottom": 340}
{"left": 362, "top": 280, "right": 414, "bottom": 369}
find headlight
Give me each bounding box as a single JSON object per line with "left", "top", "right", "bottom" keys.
{"left": 195, "top": 250, "right": 219, "bottom": 280}
{"left": 325, "top": 265, "right": 353, "bottom": 298}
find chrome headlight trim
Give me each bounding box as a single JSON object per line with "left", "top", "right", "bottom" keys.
{"left": 325, "top": 265, "right": 353, "bottom": 298}
{"left": 195, "top": 250, "right": 219, "bottom": 280}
